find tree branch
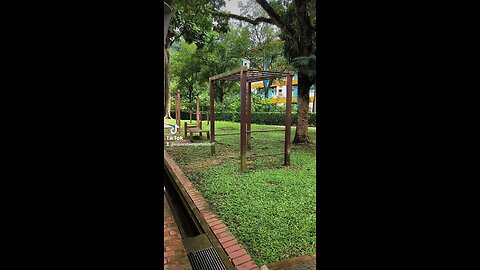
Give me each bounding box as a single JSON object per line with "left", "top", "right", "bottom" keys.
{"left": 294, "top": 0, "right": 314, "bottom": 53}
{"left": 208, "top": 8, "right": 275, "bottom": 26}
{"left": 254, "top": 0, "right": 296, "bottom": 36}
{"left": 207, "top": 1, "right": 296, "bottom": 37}
{"left": 167, "top": 28, "right": 185, "bottom": 47}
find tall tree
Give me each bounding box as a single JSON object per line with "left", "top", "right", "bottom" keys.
{"left": 164, "top": 0, "right": 227, "bottom": 118}
{"left": 208, "top": 0, "right": 316, "bottom": 144}
{"left": 170, "top": 40, "right": 203, "bottom": 103}
{"left": 164, "top": 47, "right": 172, "bottom": 118}
{"left": 239, "top": 1, "right": 290, "bottom": 99}
{"left": 197, "top": 27, "right": 252, "bottom": 103}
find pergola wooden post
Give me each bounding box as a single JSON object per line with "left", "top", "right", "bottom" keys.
{"left": 209, "top": 80, "right": 215, "bottom": 155}
{"left": 247, "top": 82, "right": 252, "bottom": 150}
{"left": 209, "top": 66, "right": 293, "bottom": 172}
{"left": 175, "top": 91, "right": 180, "bottom": 128}
{"left": 285, "top": 73, "right": 294, "bottom": 165}
{"left": 197, "top": 97, "right": 202, "bottom": 136}
{"left": 240, "top": 69, "right": 248, "bottom": 171}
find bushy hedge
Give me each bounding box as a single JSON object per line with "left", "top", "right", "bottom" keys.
{"left": 250, "top": 112, "right": 316, "bottom": 126}
{"left": 171, "top": 111, "right": 316, "bottom": 126}
{"left": 308, "top": 112, "right": 316, "bottom": 126}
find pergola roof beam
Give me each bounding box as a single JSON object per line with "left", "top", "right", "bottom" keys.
{"left": 209, "top": 67, "right": 292, "bottom": 82}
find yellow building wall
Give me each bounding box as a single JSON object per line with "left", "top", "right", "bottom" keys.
{"left": 270, "top": 97, "right": 315, "bottom": 103}
{"left": 252, "top": 79, "right": 315, "bottom": 104}
{"left": 251, "top": 79, "right": 299, "bottom": 88}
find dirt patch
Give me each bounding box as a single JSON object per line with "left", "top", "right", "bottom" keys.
{"left": 267, "top": 254, "right": 316, "bottom": 270}
{"left": 217, "top": 127, "right": 236, "bottom": 131}
{"left": 184, "top": 158, "right": 223, "bottom": 172}
{"left": 224, "top": 151, "right": 237, "bottom": 158}
{"left": 292, "top": 141, "right": 316, "bottom": 148}
{"left": 234, "top": 160, "right": 255, "bottom": 165}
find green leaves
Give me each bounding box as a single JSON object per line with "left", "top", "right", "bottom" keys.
{"left": 168, "top": 0, "right": 316, "bottom": 143}
{"left": 291, "top": 54, "right": 316, "bottom": 79}
{"left": 168, "top": 0, "right": 222, "bottom": 48}
{"left": 170, "top": 40, "right": 204, "bottom": 101}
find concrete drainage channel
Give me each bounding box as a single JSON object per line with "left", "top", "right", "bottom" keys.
{"left": 164, "top": 156, "right": 236, "bottom": 270}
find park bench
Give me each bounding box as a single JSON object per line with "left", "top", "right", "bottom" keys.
{"left": 184, "top": 123, "right": 209, "bottom": 142}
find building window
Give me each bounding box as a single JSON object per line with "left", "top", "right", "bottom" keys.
{"left": 270, "top": 88, "right": 277, "bottom": 97}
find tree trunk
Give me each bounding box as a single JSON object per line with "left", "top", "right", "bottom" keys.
{"left": 189, "top": 86, "right": 193, "bottom": 103}
{"left": 292, "top": 0, "right": 315, "bottom": 144}
{"left": 216, "top": 82, "right": 224, "bottom": 103}
{"left": 293, "top": 72, "right": 314, "bottom": 144}
{"left": 164, "top": 46, "right": 172, "bottom": 119}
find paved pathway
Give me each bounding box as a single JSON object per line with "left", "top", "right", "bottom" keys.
{"left": 164, "top": 194, "right": 192, "bottom": 270}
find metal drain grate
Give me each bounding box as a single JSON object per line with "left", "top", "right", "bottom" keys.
{"left": 187, "top": 246, "right": 228, "bottom": 270}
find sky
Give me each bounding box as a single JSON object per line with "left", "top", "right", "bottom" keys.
{"left": 222, "top": 0, "right": 244, "bottom": 15}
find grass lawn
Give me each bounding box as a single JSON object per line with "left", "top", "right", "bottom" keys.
{"left": 164, "top": 119, "right": 316, "bottom": 266}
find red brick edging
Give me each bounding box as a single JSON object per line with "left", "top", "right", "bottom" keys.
{"left": 191, "top": 193, "right": 260, "bottom": 270}
{"left": 164, "top": 194, "right": 192, "bottom": 270}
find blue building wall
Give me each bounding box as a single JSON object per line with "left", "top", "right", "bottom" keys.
{"left": 267, "top": 87, "right": 276, "bottom": 98}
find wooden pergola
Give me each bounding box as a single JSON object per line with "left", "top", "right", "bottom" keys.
{"left": 209, "top": 66, "right": 294, "bottom": 172}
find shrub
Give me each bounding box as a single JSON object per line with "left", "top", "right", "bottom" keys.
{"left": 308, "top": 112, "right": 316, "bottom": 126}
{"left": 215, "top": 112, "right": 238, "bottom": 122}
{"left": 170, "top": 111, "right": 316, "bottom": 126}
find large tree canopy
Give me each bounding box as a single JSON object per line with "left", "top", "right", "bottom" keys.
{"left": 164, "top": 0, "right": 229, "bottom": 118}
{"left": 167, "top": 0, "right": 316, "bottom": 143}
{"left": 167, "top": 0, "right": 230, "bottom": 48}
{"left": 170, "top": 40, "right": 204, "bottom": 104}
{"left": 208, "top": 0, "right": 316, "bottom": 143}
